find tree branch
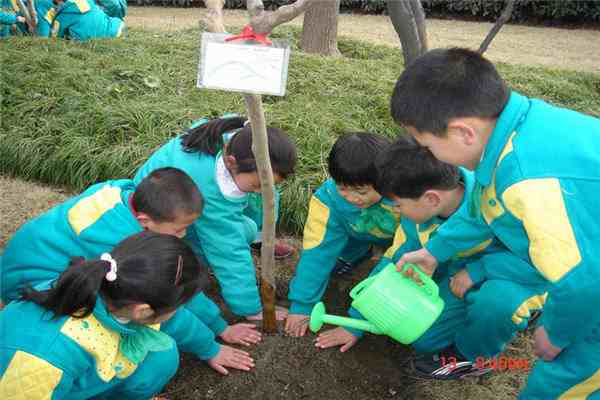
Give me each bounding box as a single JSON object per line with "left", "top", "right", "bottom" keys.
{"left": 478, "top": 0, "right": 515, "bottom": 54}
{"left": 203, "top": 0, "right": 226, "bottom": 33}
{"left": 248, "top": 0, "right": 313, "bottom": 34}
{"left": 387, "top": 0, "right": 425, "bottom": 66}
{"left": 409, "top": 0, "right": 427, "bottom": 54}
{"left": 15, "top": 0, "right": 36, "bottom": 35}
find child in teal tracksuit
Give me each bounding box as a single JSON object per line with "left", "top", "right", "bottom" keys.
{"left": 96, "top": 0, "right": 126, "bottom": 19}
{"left": 0, "top": 0, "right": 25, "bottom": 37}
{"left": 0, "top": 233, "right": 252, "bottom": 399}
{"left": 51, "top": 0, "right": 124, "bottom": 41}
{"left": 315, "top": 138, "right": 547, "bottom": 378}
{"left": 391, "top": 47, "right": 600, "bottom": 398}
{"left": 1, "top": 168, "right": 258, "bottom": 375}
{"left": 285, "top": 133, "right": 401, "bottom": 336}
{"left": 134, "top": 115, "right": 298, "bottom": 321}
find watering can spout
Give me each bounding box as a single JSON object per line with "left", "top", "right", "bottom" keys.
{"left": 309, "top": 302, "right": 382, "bottom": 335}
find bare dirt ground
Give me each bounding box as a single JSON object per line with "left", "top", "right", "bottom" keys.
{"left": 125, "top": 6, "right": 600, "bottom": 73}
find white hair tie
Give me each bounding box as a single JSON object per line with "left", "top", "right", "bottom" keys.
{"left": 100, "top": 253, "right": 118, "bottom": 282}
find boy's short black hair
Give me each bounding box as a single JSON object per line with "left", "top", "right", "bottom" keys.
{"left": 390, "top": 47, "right": 510, "bottom": 136}
{"left": 328, "top": 132, "right": 392, "bottom": 187}
{"left": 375, "top": 136, "right": 461, "bottom": 199}
{"left": 133, "top": 167, "right": 203, "bottom": 222}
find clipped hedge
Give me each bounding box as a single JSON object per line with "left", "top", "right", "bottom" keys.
{"left": 129, "top": 0, "right": 600, "bottom": 23}
{"left": 2, "top": 27, "right": 600, "bottom": 234}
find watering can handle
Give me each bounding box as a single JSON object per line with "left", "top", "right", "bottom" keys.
{"left": 402, "top": 263, "right": 439, "bottom": 298}
{"left": 349, "top": 275, "right": 376, "bottom": 300}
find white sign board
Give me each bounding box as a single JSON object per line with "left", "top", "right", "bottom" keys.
{"left": 197, "top": 32, "right": 291, "bottom": 96}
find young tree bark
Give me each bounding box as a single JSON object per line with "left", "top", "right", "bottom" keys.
{"left": 15, "top": 0, "right": 37, "bottom": 35}
{"left": 204, "top": 0, "right": 313, "bottom": 333}
{"left": 300, "top": 0, "right": 341, "bottom": 56}
{"left": 387, "top": 0, "right": 427, "bottom": 66}
{"left": 478, "top": 0, "right": 516, "bottom": 54}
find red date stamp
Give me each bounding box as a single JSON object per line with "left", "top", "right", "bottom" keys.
{"left": 440, "top": 356, "right": 530, "bottom": 371}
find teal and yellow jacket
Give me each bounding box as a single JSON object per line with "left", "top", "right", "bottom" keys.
{"left": 0, "top": 0, "right": 21, "bottom": 37}
{"left": 472, "top": 90, "right": 600, "bottom": 348}
{"left": 0, "top": 179, "right": 226, "bottom": 360}
{"left": 52, "top": 0, "right": 124, "bottom": 41}
{"left": 287, "top": 178, "right": 401, "bottom": 315}
{"left": 29, "top": 0, "right": 56, "bottom": 36}
{"left": 346, "top": 169, "right": 547, "bottom": 336}
{"left": 96, "top": 0, "right": 126, "bottom": 19}
{"left": 0, "top": 292, "right": 207, "bottom": 398}
{"left": 134, "top": 134, "right": 263, "bottom": 317}
{"left": 375, "top": 169, "right": 501, "bottom": 281}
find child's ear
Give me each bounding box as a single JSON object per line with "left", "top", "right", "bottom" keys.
{"left": 135, "top": 212, "right": 153, "bottom": 229}
{"left": 423, "top": 190, "right": 441, "bottom": 208}
{"left": 223, "top": 155, "right": 238, "bottom": 171}
{"left": 447, "top": 119, "right": 477, "bottom": 146}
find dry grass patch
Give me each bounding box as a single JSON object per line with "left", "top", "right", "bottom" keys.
{"left": 125, "top": 6, "right": 600, "bottom": 73}
{"left": 0, "top": 176, "right": 69, "bottom": 248}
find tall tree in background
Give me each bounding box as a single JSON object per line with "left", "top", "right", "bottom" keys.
{"left": 387, "top": 0, "right": 428, "bottom": 66}
{"left": 300, "top": 0, "right": 341, "bottom": 56}
{"left": 387, "top": 0, "right": 516, "bottom": 66}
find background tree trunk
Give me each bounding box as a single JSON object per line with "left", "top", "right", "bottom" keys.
{"left": 387, "top": 0, "right": 427, "bottom": 66}
{"left": 300, "top": 0, "right": 341, "bottom": 56}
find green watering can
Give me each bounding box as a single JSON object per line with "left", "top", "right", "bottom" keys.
{"left": 310, "top": 263, "right": 445, "bottom": 344}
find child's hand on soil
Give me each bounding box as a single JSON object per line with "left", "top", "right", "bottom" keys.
{"left": 284, "top": 313, "right": 309, "bottom": 337}
{"left": 207, "top": 345, "right": 255, "bottom": 375}
{"left": 533, "top": 326, "right": 563, "bottom": 361}
{"left": 219, "top": 323, "right": 262, "bottom": 346}
{"left": 246, "top": 305, "right": 288, "bottom": 321}
{"left": 315, "top": 327, "right": 358, "bottom": 352}
{"left": 449, "top": 269, "right": 474, "bottom": 299}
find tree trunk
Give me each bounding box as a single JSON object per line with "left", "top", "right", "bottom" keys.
{"left": 387, "top": 0, "right": 427, "bottom": 66}
{"left": 205, "top": 0, "right": 314, "bottom": 333}
{"left": 244, "top": 95, "right": 278, "bottom": 333}
{"left": 300, "top": 0, "right": 341, "bottom": 56}
{"left": 15, "top": 0, "right": 36, "bottom": 35}
{"left": 478, "top": 0, "right": 515, "bottom": 54}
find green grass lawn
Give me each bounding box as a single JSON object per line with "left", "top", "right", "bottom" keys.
{"left": 2, "top": 27, "right": 599, "bottom": 234}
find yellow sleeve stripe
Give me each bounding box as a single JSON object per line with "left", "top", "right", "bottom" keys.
{"left": 559, "top": 367, "right": 600, "bottom": 400}
{"left": 417, "top": 224, "right": 439, "bottom": 247}
{"left": 67, "top": 185, "right": 123, "bottom": 235}
{"left": 456, "top": 239, "right": 493, "bottom": 259}
{"left": 498, "top": 132, "right": 516, "bottom": 164}
{"left": 383, "top": 226, "right": 407, "bottom": 259}
{"left": 72, "top": 0, "right": 91, "bottom": 13}
{"left": 503, "top": 179, "right": 581, "bottom": 282}
{"left": 512, "top": 293, "right": 547, "bottom": 325}
{"left": 302, "top": 196, "right": 330, "bottom": 250}
{"left": 44, "top": 8, "right": 56, "bottom": 24}
{"left": 481, "top": 132, "right": 515, "bottom": 225}
{"left": 0, "top": 350, "right": 63, "bottom": 399}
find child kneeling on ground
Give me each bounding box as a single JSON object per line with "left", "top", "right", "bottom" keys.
{"left": 0, "top": 232, "right": 234, "bottom": 399}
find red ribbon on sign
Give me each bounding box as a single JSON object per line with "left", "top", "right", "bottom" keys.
{"left": 225, "top": 25, "right": 272, "bottom": 45}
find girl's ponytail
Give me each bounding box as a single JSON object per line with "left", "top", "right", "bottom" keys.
{"left": 21, "top": 232, "right": 206, "bottom": 320}
{"left": 22, "top": 257, "right": 109, "bottom": 318}
{"left": 181, "top": 116, "right": 246, "bottom": 155}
